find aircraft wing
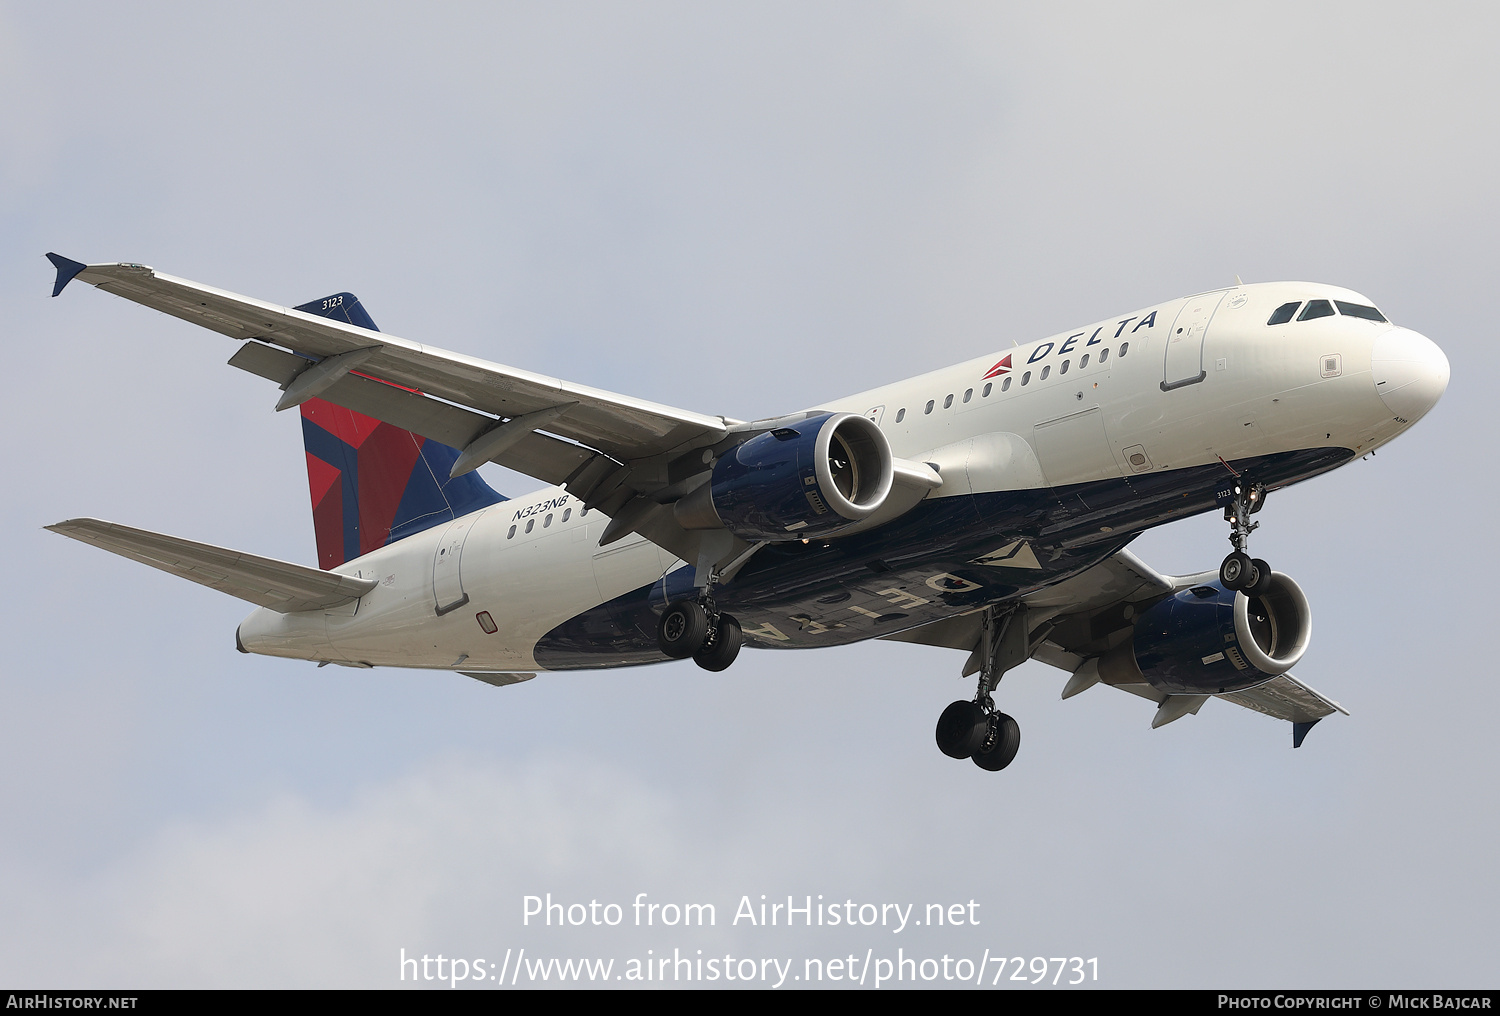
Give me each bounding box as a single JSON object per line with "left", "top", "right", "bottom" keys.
{"left": 47, "top": 256, "right": 734, "bottom": 550}
{"left": 47, "top": 518, "right": 377, "bottom": 613}
{"left": 883, "top": 547, "right": 1347, "bottom": 744}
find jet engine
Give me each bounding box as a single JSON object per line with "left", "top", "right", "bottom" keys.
{"left": 1093, "top": 572, "right": 1312, "bottom": 695}
{"left": 674, "top": 412, "right": 894, "bottom": 542}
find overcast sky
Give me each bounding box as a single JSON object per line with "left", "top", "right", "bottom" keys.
{"left": 2, "top": 2, "right": 1495, "bottom": 989}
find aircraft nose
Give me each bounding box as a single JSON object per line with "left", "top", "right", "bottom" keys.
{"left": 1372, "top": 326, "right": 1449, "bottom": 423}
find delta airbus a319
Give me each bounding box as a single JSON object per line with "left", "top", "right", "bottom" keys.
{"left": 45, "top": 254, "right": 1448, "bottom": 770}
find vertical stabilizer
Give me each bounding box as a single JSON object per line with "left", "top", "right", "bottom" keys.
{"left": 293, "top": 294, "right": 505, "bottom": 569}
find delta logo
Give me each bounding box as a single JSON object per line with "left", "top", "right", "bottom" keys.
{"left": 978, "top": 311, "right": 1160, "bottom": 381}
{"left": 981, "top": 354, "right": 1011, "bottom": 380}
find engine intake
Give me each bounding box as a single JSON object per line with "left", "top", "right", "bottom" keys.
{"left": 674, "top": 412, "right": 894, "bottom": 542}
{"left": 1094, "top": 572, "right": 1312, "bottom": 695}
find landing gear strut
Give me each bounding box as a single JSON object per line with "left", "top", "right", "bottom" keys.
{"left": 1218, "top": 478, "right": 1273, "bottom": 596}
{"left": 658, "top": 585, "right": 743, "bottom": 673}
{"left": 934, "top": 605, "right": 1029, "bottom": 772}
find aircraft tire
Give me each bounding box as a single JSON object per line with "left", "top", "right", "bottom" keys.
{"left": 971, "top": 713, "right": 1021, "bottom": 771}
{"left": 658, "top": 600, "right": 709, "bottom": 659}
{"left": 1220, "top": 552, "right": 1252, "bottom": 590}
{"left": 936, "top": 700, "right": 989, "bottom": 759}
{"left": 693, "top": 614, "right": 743, "bottom": 672}
{"left": 1247, "top": 558, "right": 1274, "bottom": 597}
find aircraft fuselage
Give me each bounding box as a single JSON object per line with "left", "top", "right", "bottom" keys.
{"left": 236, "top": 281, "right": 1447, "bottom": 673}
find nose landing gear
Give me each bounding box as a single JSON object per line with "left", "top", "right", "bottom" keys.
{"left": 1218, "top": 478, "right": 1273, "bottom": 596}
{"left": 934, "top": 605, "right": 1033, "bottom": 772}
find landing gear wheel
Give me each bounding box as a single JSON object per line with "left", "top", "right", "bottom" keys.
{"left": 693, "top": 614, "right": 742, "bottom": 672}
{"left": 936, "top": 700, "right": 989, "bottom": 759}
{"left": 971, "top": 712, "right": 1021, "bottom": 771}
{"left": 1220, "top": 551, "right": 1253, "bottom": 590}
{"left": 657, "top": 600, "right": 709, "bottom": 659}
{"left": 1247, "top": 558, "right": 1274, "bottom": 597}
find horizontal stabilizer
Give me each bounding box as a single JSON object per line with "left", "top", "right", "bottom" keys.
{"left": 47, "top": 518, "right": 377, "bottom": 613}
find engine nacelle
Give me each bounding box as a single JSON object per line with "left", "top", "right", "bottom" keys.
{"left": 674, "top": 412, "right": 894, "bottom": 542}
{"left": 1096, "top": 572, "right": 1313, "bottom": 695}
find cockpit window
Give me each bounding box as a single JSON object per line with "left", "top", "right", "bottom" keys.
{"left": 1297, "top": 299, "right": 1334, "bottom": 321}
{"left": 1335, "top": 300, "right": 1387, "bottom": 322}
{"left": 1267, "top": 301, "right": 1301, "bottom": 325}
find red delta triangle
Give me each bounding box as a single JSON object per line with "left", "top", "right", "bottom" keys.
{"left": 982, "top": 353, "right": 1012, "bottom": 380}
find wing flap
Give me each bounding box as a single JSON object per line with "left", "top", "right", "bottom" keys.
{"left": 47, "top": 518, "right": 377, "bottom": 613}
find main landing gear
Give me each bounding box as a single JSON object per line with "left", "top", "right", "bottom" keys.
{"left": 935, "top": 606, "right": 1029, "bottom": 772}
{"left": 1218, "top": 478, "right": 1273, "bottom": 596}
{"left": 657, "top": 595, "right": 743, "bottom": 672}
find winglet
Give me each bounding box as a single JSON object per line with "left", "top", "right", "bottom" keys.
{"left": 46, "top": 253, "right": 89, "bottom": 297}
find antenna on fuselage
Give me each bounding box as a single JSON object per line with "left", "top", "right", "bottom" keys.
{"left": 1235, "top": 275, "right": 1244, "bottom": 286}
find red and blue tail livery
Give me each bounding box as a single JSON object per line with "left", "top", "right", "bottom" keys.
{"left": 293, "top": 294, "right": 504, "bottom": 570}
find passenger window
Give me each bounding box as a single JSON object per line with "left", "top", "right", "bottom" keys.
{"left": 1002, "top": 376, "right": 1011, "bottom": 391}
{"left": 982, "top": 382, "right": 992, "bottom": 397}
{"left": 1040, "top": 365, "right": 1050, "bottom": 380}
{"left": 1080, "top": 353, "right": 1090, "bottom": 368}
{"left": 1267, "top": 301, "right": 1301, "bottom": 325}
{"left": 962, "top": 388, "right": 972, "bottom": 403}
{"left": 1335, "top": 300, "right": 1387, "bottom": 322}
{"left": 544, "top": 513, "right": 553, "bottom": 527}
{"left": 507, "top": 525, "right": 516, "bottom": 539}
{"left": 1099, "top": 348, "right": 1109, "bottom": 362}
{"left": 1021, "top": 371, "right": 1031, "bottom": 386}
{"left": 896, "top": 408, "right": 906, "bottom": 422}
{"left": 943, "top": 394, "right": 953, "bottom": 409}
{"left": 1298, "top": 300, "right": 1334, "bottom": 321}
{"left": 563, "top": 508, "right": 571, "bottom": 522}
{"left": 580, "top": 508, "right": 589, "bottom": 517}
{"left": 1059, "top": 360, "right": 1070, "bottom": 374}
{"left": 1119, "top": 342, "right": 1129, "bottom": 357}
{"left": 925, "top": 400, "right": 934, "bottom": 415}
{"left": 525, "top": 519, "right": 535, "bottom": 533}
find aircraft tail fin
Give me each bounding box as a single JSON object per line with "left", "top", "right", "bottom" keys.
{"left": 292, "top": 294, "right": 505, "bottom": 570}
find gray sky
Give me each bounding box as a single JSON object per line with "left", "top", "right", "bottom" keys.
{"left": 2, "top": 2, "right": 1495, "bottom": 988}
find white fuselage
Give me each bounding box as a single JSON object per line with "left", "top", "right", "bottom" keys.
{"left": 237, "top": 281, "right": 1447, "bottom": 672}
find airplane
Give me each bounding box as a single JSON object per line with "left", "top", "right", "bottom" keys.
{"left": 42, "top": 253, "right": 1449, "bottom": 771}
